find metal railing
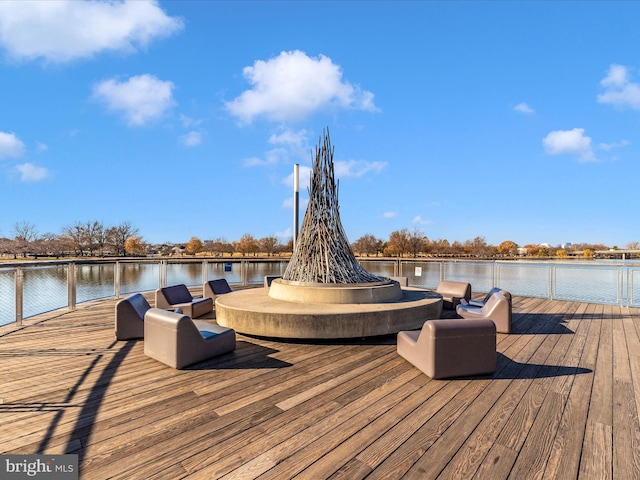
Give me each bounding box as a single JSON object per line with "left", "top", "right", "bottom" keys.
{"left": 1, "top": 257, "right": 639, "bottom": 326}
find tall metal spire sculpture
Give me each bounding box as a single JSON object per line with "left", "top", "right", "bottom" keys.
{"left": 283, "top": 129, "right": 384, "bottom": 284}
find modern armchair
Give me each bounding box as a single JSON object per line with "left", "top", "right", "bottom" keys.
{"left": 203, "top": 278, "right": 233, "bottom": 300}
{"left": 155, "top": 284, "right": 213, "bottom": 318}
{"left": 143, "top": 308, "right": 236, "bottom": 369}
{"left": 456, "top": 291, "right": 512, "bottom": 334}
{"left": 115, "top": 293, "right": 151, "bottom": 340}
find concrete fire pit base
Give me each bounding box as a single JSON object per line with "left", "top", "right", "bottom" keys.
{"left": 215, "top": 286, "right": 443, "bottom": 339}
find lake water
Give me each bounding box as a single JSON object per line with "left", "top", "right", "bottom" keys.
{"left": 1, "top": 258, "right": 638, "bottom": 326}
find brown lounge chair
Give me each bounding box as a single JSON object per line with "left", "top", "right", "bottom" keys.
{"left": 114, "top": 293, "right": 151, "bottom": 340}
{"left": 143, "top": 308, "right": 236, "bottom": 369}
{"left": 397, "top": 319, "right": 496, "bottom": 379}
{"left": 435, "top": 280, "right": 472, "bottom": 309}
{"left": 155, "top": 284, "right": 213, "bottom": 318}
{"left": 456, "top": 291, "right": 512, "bottom": 334}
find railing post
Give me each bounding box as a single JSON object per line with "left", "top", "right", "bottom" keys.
{"left": 241, "top": 260, "right": 247, "bottom": 286}
{"left": 15, "top": 267, "right": 23, "bottom": 326}
{"left": 202, "top": 260, "right": 208, "bottom": 284}
{"left": 492, "top": 261, "right": 497, "bottom": 288}
{"left": 68, "top": 262, "right": 76, "bottom": 311}
{"left": 114, "top": 261, "right": 121, "bottom": 298}
{"left": 549, "top": 264, "right": 554, "bottom": 300}
{"left": 159, "top": 259, "right": 167, "bottom": 288}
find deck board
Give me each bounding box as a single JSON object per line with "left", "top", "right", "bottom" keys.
{"left": 1, "top": 293, "right": 639, "bottom": 479}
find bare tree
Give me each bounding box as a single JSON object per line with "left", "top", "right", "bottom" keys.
{"left": 259, "top": 236, "right": 280, "bottom": 256}
{"left": 408, "top": 229, "right": 426, "bottom": 258}
{"left": 63, "top": 222, "right": 87, "bottom": 256}
{"left": 107, "top": 221, "right": 139, "bottom": 256}
{"left": 237, "top": 234, "right": 258, "bottom": 256}
{"left": 386, "top": 229, "right": 411, "bottom": 257}
{"left": 13, "top": 221, "right": 39, "bottom": 258}
{"left": 352, "top": 234, "right": 381, "bottom": 257}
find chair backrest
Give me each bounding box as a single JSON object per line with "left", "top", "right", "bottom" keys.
{"left": 123, "top": 293, "right": 151, "bottom": 320}
{"left": 161, "top": 284, "right": 193, "bottom": 304}
{"left": 482, "top": 289, "right": 512, "bottom": 305}
{"left": 481, "top": 287, "right": 502, "bottom": 304}
{"left": 483, "top": 291, "right": 509, "bottom": 314}
{"left": 207, "top": 278, "right": 232, "bottom": 295}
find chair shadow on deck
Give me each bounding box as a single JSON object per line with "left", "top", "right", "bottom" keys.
{"left": 181, "top": 340, "right": 292, "bottom": 370}
{"left": 492, "top": 352, "right": 592, "bottom": 379}
{"left": 511, "top": 313, "right": 577, "bottom": 335}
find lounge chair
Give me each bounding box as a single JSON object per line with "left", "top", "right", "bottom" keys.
{"left": 397, "top": 319, "right": 496, "bottom": 379}
{"left": 204, "top": 278, "right": 234, "bottom": 300}
{"left": 435, "top": 280, "right": 472, "bottom": 309}
{"left": 143, "top": 308, "right": 236, "bottom": 369}
{"left": 155, "top": 284, "right": 213, "bottom": 318}
{"left": 456, "top": 291, "right": 512, "bottom": 334}
{"left": 465, "top": 287, "right": 512, "bottom": 307}
{"left": 114, "top": 293, "right": 151, "bottom": 340}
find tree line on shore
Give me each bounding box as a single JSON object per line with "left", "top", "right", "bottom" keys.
{"left": 1, "top": 222, "right": 638, "bottom": 260}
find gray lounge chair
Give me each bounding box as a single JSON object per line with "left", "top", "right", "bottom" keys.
{"left": 115, "top": 293, "right": 151, "bottom": 340}
{"left": 143, "top": 308, "right": 236, "bottom": 369}
{"left": 465, "top": 287, "right": 512, "bottom": 307}
{"left": 456, "top": 291, "right": 512, "bottom": 334}
{"left": 155, "top": 284, "right": 213, "bottom": 318}
{"left": 435, "top": 280, "right": 472, "bottom": 309}
{"left": 397, "top": 318, "right": 496, "bottom": 379}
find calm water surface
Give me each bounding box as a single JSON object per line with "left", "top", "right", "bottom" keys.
{"left": 1, "top": 259, "right": 638, "bottom": 325}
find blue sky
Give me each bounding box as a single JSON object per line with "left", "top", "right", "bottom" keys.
{"left": 1, "top": 1, "right": 638, "bottom": 248}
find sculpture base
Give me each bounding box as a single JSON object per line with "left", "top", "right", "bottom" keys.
{"left": 215, "top": 286, "right": 443, "bottom": 339}
{"left": 268, "top": 278, "right": 402, "bottom": 304}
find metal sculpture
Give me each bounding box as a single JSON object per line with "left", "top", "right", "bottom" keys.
{"left": 283, "top": 129, "right": 384, "bottom": 284}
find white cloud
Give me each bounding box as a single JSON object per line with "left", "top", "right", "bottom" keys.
{"left": 225, "top": 50, "right": 378, "bottom": 124}
{"left": 179, "top": 114, "right": 202, "bottom": 128}
{"left": 282, "top": 165, "right": 312, "bottom": 188}
{"left": 0, "top": 131, "right": 25, "bottom": 159}
{"left": 597, "top": 64, "right": 640, "bottom": 109}
{"left": 269, "top": 128, "right": 308, "bottom": 152}
{"left": 413, "top": 215, "right": 432, "bottom": 225}
{"left": 14, "top": 163, "right": 50, "bottom": 182}
{"left": 0, "top": 0, "right": 183, "bottom": 64}
{"left": 513, "top": 102, "right": 534, "bottom": 114}
{"left": 92, "top": 74, "right": 175, "bottom": 126}
{"left": 244, "top": 129, "right": 310, "bottom": 167}
{"left": 36, "top": 142, "right": 48, "bottom": 152}
{"left": 598, "top": 140, "right": 629, "bottom": 151}
{"left": 274, "top": 227, "right": 293, "bottom": 241}
{"left": 179, "top": 131, "right": 202, "bottom": 147}
{"left": 543, "top": 128, "right": 596, "bottom": 162}
{"left": 382, "top": 212, "right": 397, "bottom": 219}
{"left": 334, "top": 159, "right": 387, "bottom": 178}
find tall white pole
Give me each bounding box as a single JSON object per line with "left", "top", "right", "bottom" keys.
{"left": 293, "top": 163, "right": 299, "bottom": 247}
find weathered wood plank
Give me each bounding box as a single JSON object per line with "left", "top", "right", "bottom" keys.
{"left": 1, "top": 295, "right": 639, "bottom": 480}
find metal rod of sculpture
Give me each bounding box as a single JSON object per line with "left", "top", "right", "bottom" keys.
{"left": 282, "top": 129, "right": 384, "bottom": 284}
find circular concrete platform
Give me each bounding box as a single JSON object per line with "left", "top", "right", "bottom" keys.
{"left": 268, "top": 278, "right": 403, "bottom": 304}
{"left": 215, "top": 286, "right": 443, "bottom": 339}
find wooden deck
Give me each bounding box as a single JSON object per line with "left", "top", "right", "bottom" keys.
{"left": 1, "top": 292, "right": 639, "bottom": 479}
